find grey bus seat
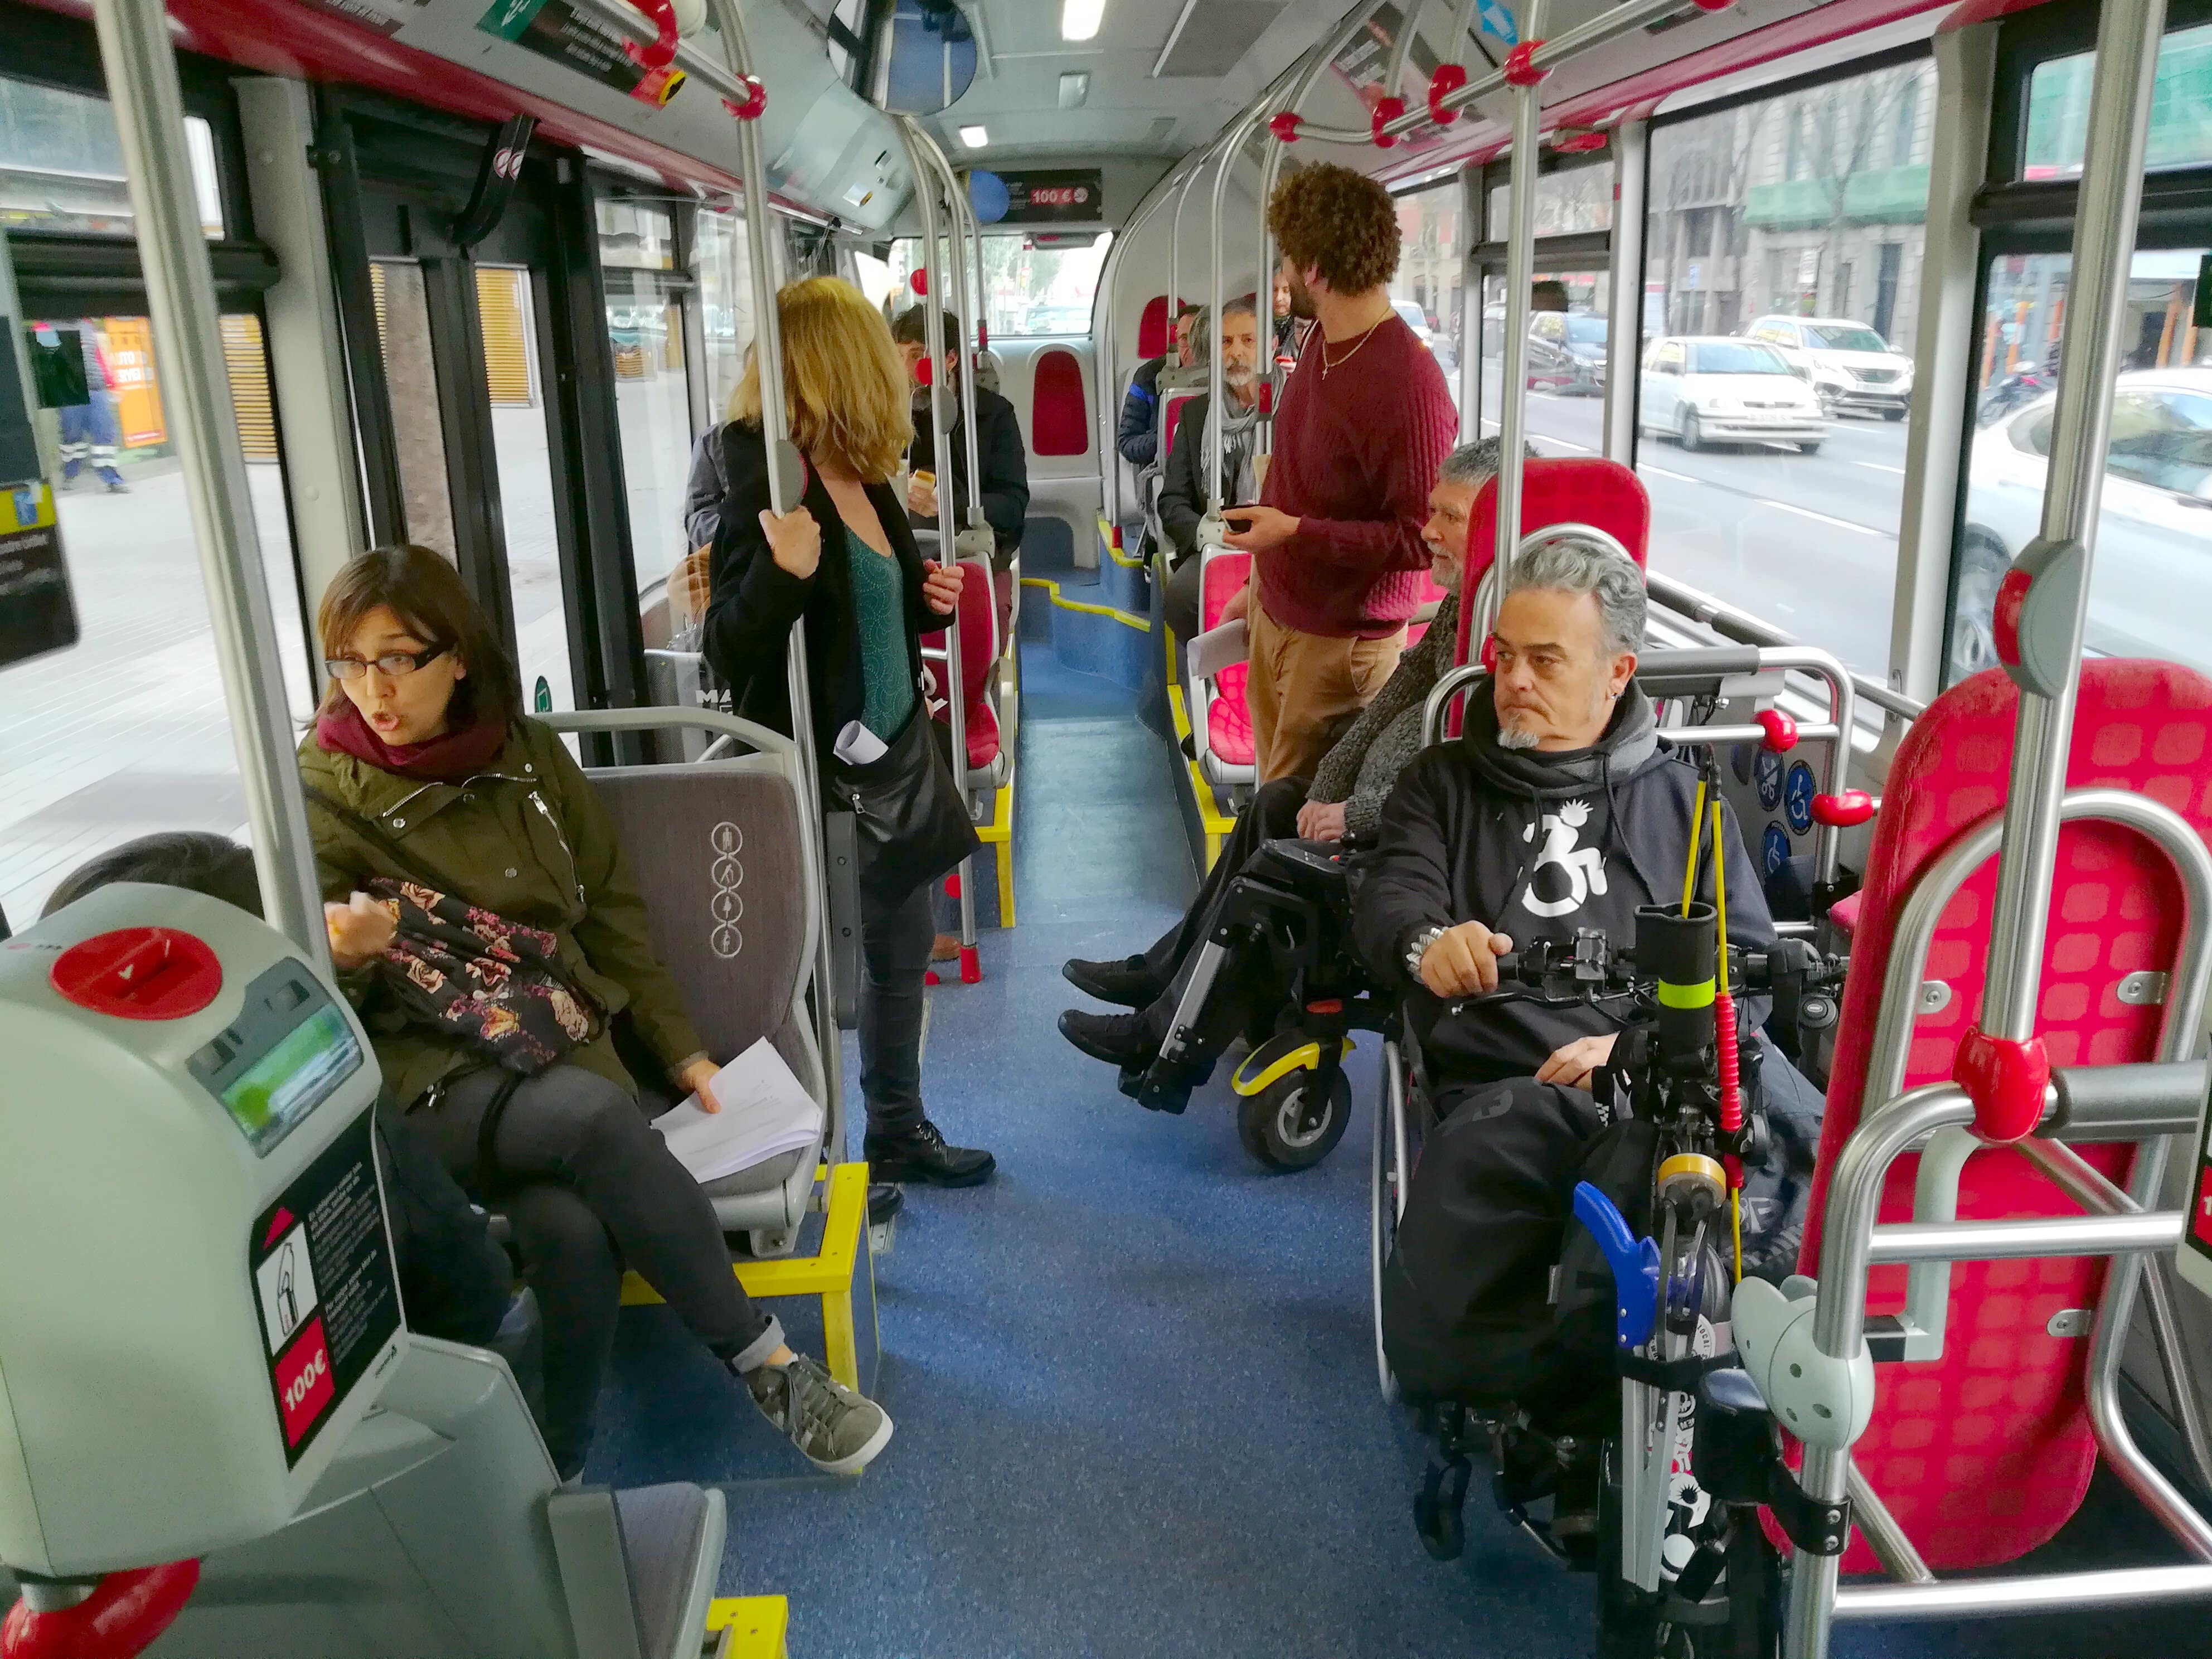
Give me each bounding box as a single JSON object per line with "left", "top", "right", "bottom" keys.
{"left": 544, "top": 710, "right": 836, "bottom": 1243}
{"left": 547, "top": 1482, "right": 723, "bottom": 1659}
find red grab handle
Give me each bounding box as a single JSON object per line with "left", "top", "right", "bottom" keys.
{"left": 1503, "top": 41, "right": 1548, "bottom": 88}
{"left": 622, "top": 0, "right": 678, "bottom": 70}
{"left": 1268, "top": 111, "right": 1303, "bottom": 143}
{"left": 1427, "top": 64, "right": 1468, "bottom": 125}
{"left": 1953, "top": 1028, "right": 2052, "bottom": 1143}
{"left": 1, "top": 1561, "right": 201, "bottom": 1659}
{"left": 721, "top": 75, "right": 767, "bottom": 122}
{"left": 1371, "top": 96, "right": 1405, "bottom": 149}
{"left": 1811, "top": 789, "right": 1875, "bottom": 828}
{"left": 1753, "top": 708, "right": 1797, "bottom": 753}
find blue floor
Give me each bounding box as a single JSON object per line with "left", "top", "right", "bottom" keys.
{"left": 587, "top": 640, "right": 2208, "bottom": 1658}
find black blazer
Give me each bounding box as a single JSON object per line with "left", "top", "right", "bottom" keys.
{"left": 702, "top": 422, "right": 954, "bottom": 770}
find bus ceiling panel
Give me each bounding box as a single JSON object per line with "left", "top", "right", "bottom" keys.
{"left": 124, "top": 0, "right": 908, "bottom": 229}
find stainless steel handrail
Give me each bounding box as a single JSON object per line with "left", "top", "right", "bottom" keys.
{"left": 1643, "top": 569, "right": 1926, "bottom": 724}
{"left": 92, "top": 0, "right": 329, "bottom": 971}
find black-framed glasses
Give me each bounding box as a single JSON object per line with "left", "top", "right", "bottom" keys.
{"left": 324, "top": 644, "right": 449, "bottom": 681}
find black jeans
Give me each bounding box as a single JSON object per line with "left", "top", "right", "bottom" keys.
{"left": 859, "top": 844, "right": 937, "bottom": 1140}
{"left": 1132, "top": 774, "right": 1309, "bottom": 1040}
{"left": 420, "top": 1064, "right": 782, "bottom": 1478}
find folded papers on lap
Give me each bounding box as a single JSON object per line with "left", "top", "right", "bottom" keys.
{"left": 651, "top": 1037, "right": 824, "bottom": 1185}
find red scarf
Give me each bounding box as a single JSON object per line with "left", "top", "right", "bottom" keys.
{"left": 314, "top": 699, "right": 512, "bottom": 784}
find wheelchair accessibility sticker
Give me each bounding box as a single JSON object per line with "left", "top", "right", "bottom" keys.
{"left": 1521, "top": 798, "right": 1608, "bottom": 919}
{"left": 1763, "top": 822, "right": 1790, "bottom": 879}
{"left": 1755, "top": 748, "right": 1784, "bottom": 811}
{"left": 1784, "top": 761, "right": 1817, "bottom": 836}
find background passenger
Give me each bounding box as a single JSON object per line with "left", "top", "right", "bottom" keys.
{"left": 303, "top": 544, "right": 892, "bottom": 1482}
{"left": 703, "top": 276, "right": 997, "bottom": 1190}
{"left": 891, "top": 305, "right": 1030, "bottom": 585}
{"left": 1157, "top": 296, "right": 1263, "bottom": 650}
{"left": 1058, "top": 438, "right": 1522, "bottom": 1074}
{"left": 1117, "top": 300, "right": 1201, "bottom": 468}
{"left": 1221, "top": 162, "right": 1458, "bottom": 783}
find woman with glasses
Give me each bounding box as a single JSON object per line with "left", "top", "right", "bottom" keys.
{"left": 299, "top": 542, "right": 892, "bottom": 1482}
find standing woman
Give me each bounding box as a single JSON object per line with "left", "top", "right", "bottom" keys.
{"left": 300, "top": 544, "right": 891, "bottom": 1481}
{"left": 703, "top": 276, "right": 996, "bottom": 1187}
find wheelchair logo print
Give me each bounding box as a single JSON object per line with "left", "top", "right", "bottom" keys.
{"left": 1521, "top": 798, "right": 1608, "bottom": 919}
{"left": 1784, "top": 761, "right": 1817, "bottom": 836}
{"left": 1763, "top": 822, "right": 1791, "bottom": 879}
{"left": 1755, "top": 748, "right": 1784, "bottom": 811}
{"left": 709, "top": 821, "right": 745, "bottom": 959}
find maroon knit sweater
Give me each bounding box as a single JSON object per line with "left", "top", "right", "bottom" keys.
{"left": 1255, "top": 314, "right": 1458, "bottom": 638}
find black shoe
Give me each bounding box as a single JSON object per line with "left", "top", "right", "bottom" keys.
{"left": 864, "top": 1119, "right": 995, "bottom": 1187}
{"left": 1062, "top": 954, "right": 1165, "bottom": 1008}
{"left": 1059, "top": 1007, "right": 1158, "bottom": 1069}
{"left": 867, "top": 1182, "right": 904, "bottom": 1225}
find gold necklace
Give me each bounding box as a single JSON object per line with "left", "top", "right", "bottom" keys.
{"left": 1318, "top": 318, "right": 1385, "bottom": 379}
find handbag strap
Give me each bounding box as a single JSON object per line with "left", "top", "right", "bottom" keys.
{"left": 301, "top": 783, "right": 471, "bottom": 898}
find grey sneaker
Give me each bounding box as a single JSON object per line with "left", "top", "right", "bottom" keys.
{"left": 744, "top": 1355, "right": 893, "bottom": 1474}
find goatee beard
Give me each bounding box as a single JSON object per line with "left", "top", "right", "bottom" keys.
{"left": 1497, "top": 722, "right": 1540, "bottom": 751}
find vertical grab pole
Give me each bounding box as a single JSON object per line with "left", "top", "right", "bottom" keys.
{"left": 89, "top": 0, "right": 330, "bottom": 976}
{"left": 1604, "top": 119, "right": 1648, "bottom": 465}
{"left": 1975, "top": 0, "right": 2164, "bottom": 1056}
{"left": 908, "top": 126, "right": 985, "bottom": 957}
{"left": 1206, "top": 113, "right": 1260, "bottom": 515}
{"left": 1168, "top": 162, "right": 1200, "bottom": 354}
{"left": 705, "top": 0, "right": 845, "bottom": 1137}
{"left": 895, "top": 120, "right": 972, "bottom": 968}
{"left": 1481, "top": 0, "right": 1549, "bottom": 648}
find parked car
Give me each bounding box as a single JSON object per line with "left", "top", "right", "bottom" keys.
{"left": 1022, "top": 303, "right": 1092, "bottom": 334}
{"left": 1638, "top": 336, "right": 1826, "bottom": 453}
{"left": 1742, "top": 314, "right": 1913, "bottom": 420}
{"left": 1529, "top": 311, "right": 1607, "bottom": 395}
{"left": 1391, "top": 300, "right": 1457, "bottom": 375}
{"left": 1954, "top": 368, "right": 2212, "bottom": 676}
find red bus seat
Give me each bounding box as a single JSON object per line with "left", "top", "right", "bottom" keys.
{"left": 925, "top": 556, "right": 1004, "bottom": 787}
{"left": 1198, "top": 549, "right": 1254, "bottom": 773}
{"left": 1799, "top": 659, "right": 2212, "bottom": 1571}
{"left": 1454, "top": 457, "right": 1653, "bottom": 670}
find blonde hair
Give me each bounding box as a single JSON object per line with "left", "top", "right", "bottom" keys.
{"left": 727, "top": 275, "right": 914, "bottom": 480}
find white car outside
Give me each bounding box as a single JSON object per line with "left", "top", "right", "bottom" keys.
{"left": 1743, "top": 315, "right": 1913, "bottom": 420}
{"left": 1638, "top": 336, "right": 1826, "bottom": 453}
{"left": 1955, "top": 368, "right": 2212, "bottom": 677}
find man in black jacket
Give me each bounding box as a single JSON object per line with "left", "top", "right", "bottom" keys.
{"left": 1117, "top": 302, "right": 1200, "bottom": 467}
{"left": 1355, "top": 534, "right": 1822, "bottom": 1413}
{"left": 1157, "top": 297, "right": 1263, "bottom": 648}
{"left": 891, "top": 305, "right": 1030, "bottom": 567}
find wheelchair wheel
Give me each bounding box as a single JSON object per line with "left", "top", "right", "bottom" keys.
{"left": 1238, "top": 1067, "right": 1351, "bottom": 1170}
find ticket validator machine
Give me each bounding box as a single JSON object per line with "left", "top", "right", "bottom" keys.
{"left": 0, "top": 887, "right": 730, "bottom": 1659}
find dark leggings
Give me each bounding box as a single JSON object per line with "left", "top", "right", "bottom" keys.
{"left": 419, "top": 1064, "right": 782, "bottom": 1477}
{"left": 858, "top": 847, "right": 937, "bottom": 1140}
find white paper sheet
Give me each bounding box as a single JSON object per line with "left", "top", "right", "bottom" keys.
{"left": 651, "top": 1037, "right": 824, "bottom": 1186}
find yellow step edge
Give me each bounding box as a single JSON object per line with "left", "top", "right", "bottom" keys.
{"left": 622, "top": 1161, "right": 867, "bottom": 1303}
{"left": 1018, "top": 575, "right": 1150, "bottom": 632}
{"left": 706, "top": 1595, "right": 790, "bottom": 1658}
{"left": 1164, "top": 680, "right": 1239, "bottom": 867}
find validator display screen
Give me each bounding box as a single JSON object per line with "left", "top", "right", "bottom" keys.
{"left": 188, "top": 964, "right": 365, "bottom": 1157}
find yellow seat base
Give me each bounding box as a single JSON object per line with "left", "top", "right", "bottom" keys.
{"left": 620, "top": 1162, "right": 876, "bottom": 1393}
{"left": 707, "top": 1595, "right": 789, "bottom": 1658}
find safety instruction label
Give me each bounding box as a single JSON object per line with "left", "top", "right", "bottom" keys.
{"left": 477, "top": 0, "right": 687, "bottom": 106}
{"left": 247, "top": 1113, "right": 401, "bottom": 1466}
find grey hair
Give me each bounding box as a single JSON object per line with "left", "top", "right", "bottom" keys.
{"left": 1438, "top": 435, "right": 1540, "bottom": 489}
{"left": 1502, "top": 531, "right": 1646, "bottom": 657}
{"left": 1187, "top": 295, "right": 1259, "bottom": 359}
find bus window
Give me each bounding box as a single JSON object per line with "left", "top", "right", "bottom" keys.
{"left": 367, "top": 260, "right": 459, "bottom": 562}
{"left": 1952, "top": 247, "right": 2212, "bottom": 683}
{"left": 470, "top": 264, "right": 569, "bottom": 716}
{"left": 1389, "top": 181, "right": 1465, "bottom": 420}
{"left": 0, "top": 78, "right": 225, "bottom": 238}
{"left": 694, "top": 208, "right": 756, "bottom": 430}
{"left": 2021, "top": 21, "right": 2212, "bottom": 180}
{"left": 598, "top": 201, "right": 693, "bottom": 600}
{"left": 887, "top": 232, "right": 1111, "bottom": 338}
{"left": 1639, "top": 55, "right": 1937, "bottom": 681}
{"left": 1485, "top": 164, "right": 1612, "bottom": 240}
{"left": 0, "top": 314, "right": 305, "bottom": 921}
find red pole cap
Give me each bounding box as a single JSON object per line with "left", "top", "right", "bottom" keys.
{"left": 1811, "top": 789, "right": 1876, "bottom": 828}
{"left": 1953, "top": 1028, "right": 2053, "bottom": 1143}
{"left": 1, "top": 1561, "right": 202, "bottom": 1659}
{"left": 909, "top": 266, "right": 929, "bottom": 297}
{"left": 915, "top": 354, "right": 934, "bottom": 386}
{"left": 1371, "top": 96, "right": 1406, "bottom": 149}
{"left": 621, "top": 0, "right": 678, "bottom": 69}
{"left": 1428, "top": 64, "right": 1469, "bottom": 126}
{"left": 1692, "top": 0, "right": 1738, "bottom": 11}
{"left": 1992, "top": 565, "right": 2031, "bottom": 668}
{"left": 1503, "top": 41, "right": 1548, "bottom": 88}
{"left": 1479, "top": 634, "right": 1498, "bottom": 673}
{"left": 1268, "top": 111, "right": 1303, "bottom": 143}
{"left": 1753, "top": 708, "right": 1798, "bottom": 753}
{"left": 721, "top": 75, "right": 767, "bottom": 121}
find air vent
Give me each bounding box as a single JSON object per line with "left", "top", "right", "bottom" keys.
{"left": 1152, "top": 0, "right": 1288, "bottom": 79}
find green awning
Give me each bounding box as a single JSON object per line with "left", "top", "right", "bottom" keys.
{"left": 1743, "top": 165, "right": 1930, "bottom": 231}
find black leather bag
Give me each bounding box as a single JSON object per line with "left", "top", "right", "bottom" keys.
{"left": 829, "top": 703, "right": 980, "bottom": 906}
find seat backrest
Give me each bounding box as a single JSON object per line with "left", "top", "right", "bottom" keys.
{"left": 1453, "top": 457, "right": 1652, "bottom": 670}
{"left": 1159, "top": 387, "right": 1201, "bottom": 462}
{"left": 927, "top": 554, "right": 998, "bottom": 720}
{"left": 1801, "top": 659, "right": 2212, "bottom": 1571}
{"left": 581, "top": 760, "right": 815, "bottom": 1086}
{"left": 1136, "top": 294, "right": 1183, "bottom": 361}
{"left": 1199, "top": 546, "right": 1251, "bottom": 635}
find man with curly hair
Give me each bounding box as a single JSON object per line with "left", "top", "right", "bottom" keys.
{"left": 1220, "top": 162, "right": 1458, "bottom": 783}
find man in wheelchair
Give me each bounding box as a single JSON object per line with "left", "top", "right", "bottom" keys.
{"left": 1352, "top": 535, "right": 1825, "bottom": 1454}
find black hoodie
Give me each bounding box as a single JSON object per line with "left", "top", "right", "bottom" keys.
{"left": 1352, "top": 681, "right": 1776, "bottom": 1086}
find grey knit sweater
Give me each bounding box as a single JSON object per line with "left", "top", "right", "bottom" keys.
{"left": 1307, "top": 590, "right": 1459, "bottom": 841}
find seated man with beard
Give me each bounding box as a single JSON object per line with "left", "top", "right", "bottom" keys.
{"left": 1155, "top": 297, "right": 1264, "bottom": 652}
{"left": 1356, "top": 534, "right": 1823, "bottom": 1428}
